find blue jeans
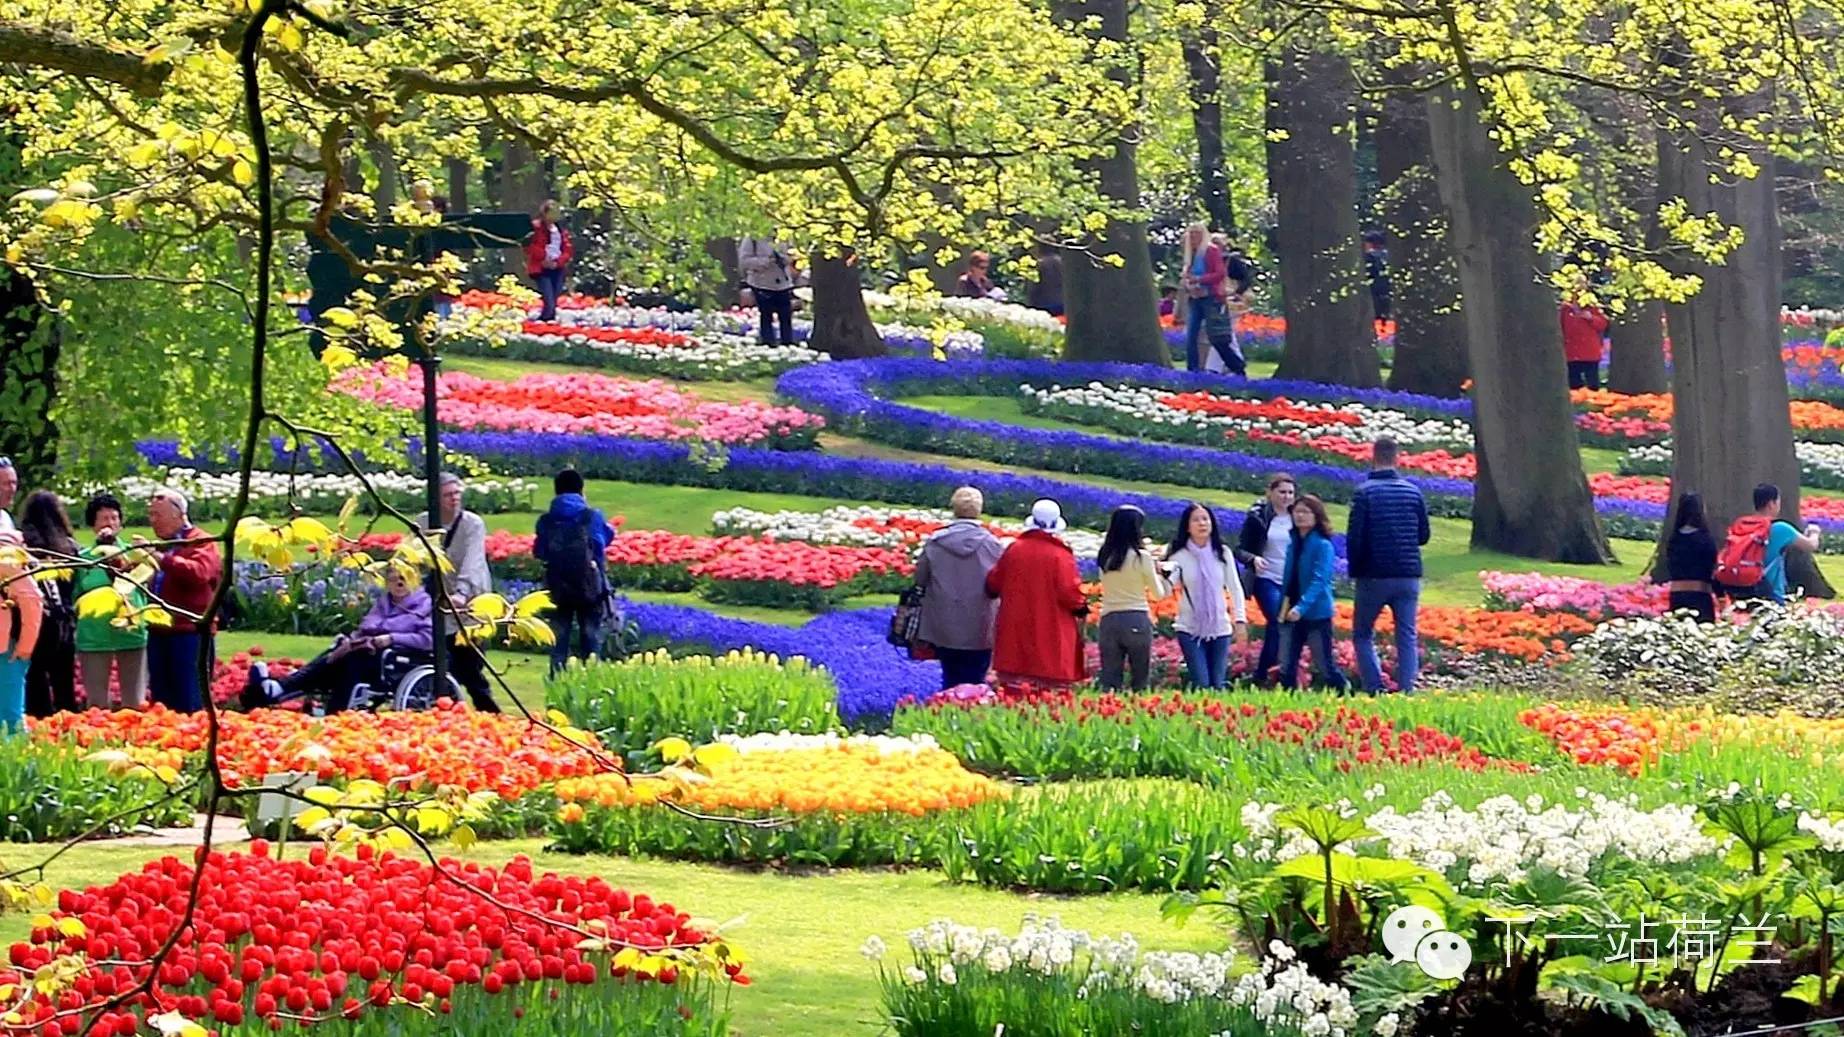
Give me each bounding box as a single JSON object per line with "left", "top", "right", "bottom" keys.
{"left": 1183, "top": 297, "right": 1213, "bottom": 371}
{"left": 935, "top": 647, "right": 992, "bottom": 690}
{"left": 0, "top": 654, "right": 26, "bottom": 733}
{"left": 147, "top": 631, "right": 209, "bottom": 713}
{"left": 1353, "top": 577, "right": 1421, "bottom": 692}
{"left": 1177, "top": 632, "right": 1230, "bottom": 689}
{"left": 548, "top": 602, "right": 605, "bottom": 676}
{"left": 1253, "top": 580, "right": 1285, "bottom": 683}
{"left": 536, "top": 267, "right": 565, "bottom": 321}
{"left": 1280, "top": 619, "right": 1348, "bottom": 691}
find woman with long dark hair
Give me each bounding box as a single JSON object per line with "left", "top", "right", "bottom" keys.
{"left": 1095, "top": 505, "right": 1170, "bottom": 690}
{"left": 1665, "top": 492, "right": 1718, "bottom": 623}
{"left": 18, "top": 490, "right": 81, "bottom": 715}
{"left": 1278, "top": 494, "right": 1349, "bottom": 691}
{"left": 1162, "top": 502, "right": 1247, "bottom": 689}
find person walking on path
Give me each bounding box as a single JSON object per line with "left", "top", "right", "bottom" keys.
{"left": 1559, "top": 281, "right": 1610, "bottom": 390}
{"left": 534, "top": 468, "right": 614, "bottom": 676}
{"left": 913, "top": 487, "right": 1005, "bottom": 689}
{"left": 1234, "top": 474, "right": 1296, "bottom": 686}
{"left": 1095, "top": 505, "right": 1170, "bottom": 691}
{"left": 422, "top": 473, "right": 500, "bottom": 711}
{"left": 738, "top": 233, "right": 797, "bottom": 345}
{"left": 1347, "top": 438, "right": 1430, "bottom": 693}
{"left": 1279, "top": 494, "right": 1349, "bottom": 691}
{"left": 0, "top": 541, "right": 42, "bottom": 733}
{"left": 18, "top": 491, "right": 81, "bottom": 716}
{"left": 1163, "top": 502, "right": 1248, "bottom": 690}
{"left": 1178, "top": 222, "right": 1229, "bottom": 373}
{"left": 985, "top": 499, "right": 1087, "bottom": 686}
{"left": 138, "top": 488, "right": 221, "bottom": 713}
{"left": 1663, "top": 492, "right": 1718, "bottom": 623}
{"left": 1715, "top": 483, "right": 1821, "bottom": 604}
{"left": 75, "top": 493, "right": 148, "bottom": 709}
{"left": 525, "top": 200, "right": 573, "bottom": 322}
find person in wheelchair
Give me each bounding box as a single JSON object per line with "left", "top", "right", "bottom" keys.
{"left": 243, "top": 565, "right": 434, "bottom": 712}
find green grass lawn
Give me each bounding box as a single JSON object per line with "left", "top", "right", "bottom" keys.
{"left": 0, "top": 838, "right": 1225, "bottom": 1035}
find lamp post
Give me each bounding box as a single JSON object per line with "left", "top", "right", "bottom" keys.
{"left": 418, "top": 351, "right": 446, "bottom": 693}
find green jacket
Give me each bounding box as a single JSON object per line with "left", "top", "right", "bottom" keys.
{"left": 74, "top": 544, "right": 148, "bottom": 652}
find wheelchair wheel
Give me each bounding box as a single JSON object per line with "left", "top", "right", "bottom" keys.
{"left": 392, "top": 665, "right": 462, "bottom": 711}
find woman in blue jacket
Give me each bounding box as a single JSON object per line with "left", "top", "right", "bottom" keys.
{"left": 1278, "top": 494, "right": 1349, "bottom": 691}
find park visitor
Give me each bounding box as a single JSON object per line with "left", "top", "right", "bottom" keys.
{"left": 140, "top": 487, "right": 221, "bottom": 714}
{"left": 525, "top": 199, "right": 573, "bottom": 321}
{"left": 535, "top": 468, "right": 614, "bottom": 675}
{"left": 75, "top": 492, "right": 147, "bottom": 708}
{"left": 1279, "top": 494, "right": 1349, "bottom": 692}
{"left": 1158, "top": 284, "right": 1178, "bottom": 322}
{"left": 423, "top": 473, "right": 500, "bottom": 712}
{"left": 955, "top": 251, "right": 996, "bottom": 299}
{"left": 1178, "top": 222, "right": 1239, "bottom": 374}
{"left": 1347, "top": 437, "right": 1430, "bottom": 693}
{"left": 1163, "top": 501, "right": 1247, "bottom": 690}
{"left": 1664, "top": 492, "right": 1718, "bottom": 623}
{"left": 1094, "top": 505, "right": 1171, "bottom": 691}
{"left": 1559, "top": 281, "right": 1610, "bottom": 390}
{"left": 245, "top": 563, "right": 434, "bottom": 713}
{"left": 19, "top": 491, "right": 81, "bottom": 716}
{"left": 1234, "top": 473, "right": 1297, "bottom": 686}
{"left": 985, "top": 498, "right": 1087, "bottom": 687}
{"left": 912, "top": 486, "right": 1005, "bottom": 690}
{"left": 0, "top": 540, "right": 42, "bottom": 733}
{"left": 1363, "top": 231, "right": 1391, "bottom": 333}
{"left": 1027, "top": 243, "right": 1064, "bottom": 317}
{"left": 1714, "top": 482, "right": 1821, "bottom": 604}
{"left": 0, "top": 456, "right": 14, "bottom": 536}
{"left": 738, "top": 232, "right": 797, "bottom": 345}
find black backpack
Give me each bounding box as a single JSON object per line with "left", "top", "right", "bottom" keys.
{"left": 542, "top": 510, "right": 606, "bottom": 609}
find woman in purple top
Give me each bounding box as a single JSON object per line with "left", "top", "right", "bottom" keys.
{"left": 243, "top": 566, "right": 434, "bottom": 712}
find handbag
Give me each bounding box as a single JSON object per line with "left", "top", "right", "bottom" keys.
{"left": 887, "top": 584, "right": 925, "bottom": 647}
{"left": 738, "top": 286, "right": 756, "bottom": 308}
{"left": 1205, "top": 302, "right": 1236, "bottom": 351}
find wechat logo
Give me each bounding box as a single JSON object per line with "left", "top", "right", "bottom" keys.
{"left": 1382, "top": 905, "right": 1471, "bottom": 980}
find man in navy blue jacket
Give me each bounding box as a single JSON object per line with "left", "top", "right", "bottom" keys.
{"left": 1346, "top": 438, "right": 1430, "bottom": 692}
{"left": 534, "top": 469, "right": 614, "bottom": 676}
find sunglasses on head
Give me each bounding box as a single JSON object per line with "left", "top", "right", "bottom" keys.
{"left": 0, "top": 457, "right": 12, "bottom": 470}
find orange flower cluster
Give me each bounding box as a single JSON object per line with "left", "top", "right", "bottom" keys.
{"left": 31, "top": 702, "right": 608, "bottom": 798}
{"left": 1341, "top": 603, "right": 1594, "bottom": 663}
{"left": 1522, "top": 702, "right": 1844, "bottom": 777}
{"left": 553, "top": 739, "right": 1007, "bottom": 818}
{"left": 1570, "top": 387, "right": 1844, "bottom": 433}
{"left": 1519, "top": 704, "right": 1663, "bottom": 775}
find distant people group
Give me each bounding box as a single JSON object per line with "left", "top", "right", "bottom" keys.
{"left": 904, "top": 437, "right": 1431, "bottom": 693}
{"left": 1663, "top": 483, "right": 1823, "bottom": 620}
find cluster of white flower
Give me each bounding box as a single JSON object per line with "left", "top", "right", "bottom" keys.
{"left": 709, "top": 505, "right": 1105, "bottom": 560}
{"left": 718, "top": 731, "right": 942, "bottom": 755}
{"left": 1798, "top": 811, "right": 1844, "bottom": 852}
{"left": 502, "top": 327, "right": 828, "bottom": 378}
{"left": 861, "top": 289, "right": 1066, "bottom": 336}
{"left": 1238, "top": 792, "right": 1722, "bottom": 888}
{"left": 1578, "top": 605, "right": 1844, "bottom": 690}
{"left": 114, "top": 468, "right": 534, "bottom": 509}
{"left": 1623, "top": 439, "right": 1844, "bottom": 486}
{"left": 1020, "top": 382, "right": 1473, "bottom": 449}
{"left": 1222, "top": 948, "right": 1360, "bottom": 1037}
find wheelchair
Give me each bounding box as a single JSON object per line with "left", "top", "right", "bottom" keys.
{"left": 347, "top": 648, "right": 464, "bottom": 712}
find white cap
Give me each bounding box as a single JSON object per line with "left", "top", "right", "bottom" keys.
{"left": 1028, "top": 498, "right": 1065, "bottom": 533}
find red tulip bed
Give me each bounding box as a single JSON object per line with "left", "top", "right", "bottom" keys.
{"left": 2, "top": 844, "right": 743, "bottom": 1035}
{"left": 333, "top": 364, "right": 823, "bottom": 448}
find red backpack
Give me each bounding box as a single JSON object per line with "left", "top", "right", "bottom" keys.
{"left": 1714, "top": 514, "right": 1773, "bottom": 591}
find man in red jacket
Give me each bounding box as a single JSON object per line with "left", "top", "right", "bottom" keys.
{"left": 138, "top": 488, "right": 222, "bottom": 713}
{"left": 984, "top": 499, "right": 1088, "bottom": 686}
{"left": 1559, "top": 283, "right": 1610, "bottom": 391}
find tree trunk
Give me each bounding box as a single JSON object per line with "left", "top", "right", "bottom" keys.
{"left": 444, "top": 156, "right": 469, "bottom": 213}
{"left": 1266, "top": 48, "right": 1381, "bottom": 387}
{"left": 1607, "top": 302, "right": 1668, "bottom": 394}
{"left": 704, "top": 237, "right": 741, "bottom": 308}
{"left": 1376, "top": 85, "right": 1469, "bottom": 397}
{"left": 0, "top": 265, "right": 60, "bottom": 487}
{"left": 1657, "top": 95, "right": 1832, "bottom": 596}
{"left": 1425, "top": 86, "right": 1614, "bottom": 563}
{"left": 809, "top": 252, "right": 884, "bottom": 359}
{"left": 1056, "top": 0, "right": 1166, "bottom": 365}
{"left": 1184, "top": 27, "right": 1234, "bottom": 232}
{"left": 367, "top": 136, "right": 399, "bottom": 213}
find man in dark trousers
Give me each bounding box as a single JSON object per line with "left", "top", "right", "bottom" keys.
{"left": 1346, "top": 438, "right": 1430, "bottom": 693}
{"left": 1362, "top": 231, "right": 1392, "bottom": 333}
{"left": 534, "top": 469, "right": 614, "bottom": 676}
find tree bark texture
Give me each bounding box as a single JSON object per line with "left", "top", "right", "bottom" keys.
{"left": 1376, "top": 86, "right": 1469, "bottom": 397}
{"left": 1055, "top": 0, "right": 1167, "bottom": 366}
{"left": 1266, "top": 48, "right": 1381, "bottom": 387}
{"left": 1184, "top": 27, "right": 1234, "bottom": 233}
{"left": 1425, "top": 86, "right": 1613, "bottom": 563}
{"left": 703, "top": 237, "right": 741, "bottom": 308}
{"left": 444, "top": 156, "right": 469, "bottom": 213}
{"left": 808, "top": 252, "right": 885, "bottom": 359}
{"left": 1656, "top": 98, "right": 1831, "bottom": 595}
{"left": 1606, "top": 302, "right": 1668, "bottom": 394}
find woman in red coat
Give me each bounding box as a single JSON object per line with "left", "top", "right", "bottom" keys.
{"left": 1559, "top": 281, "right": 1609, "bottom": 391}
{"left": 525, "top": 200, "right": 574, "bottom": 322}
{"left": 985, "top": 499, "right": 1088, "bottom": 686}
